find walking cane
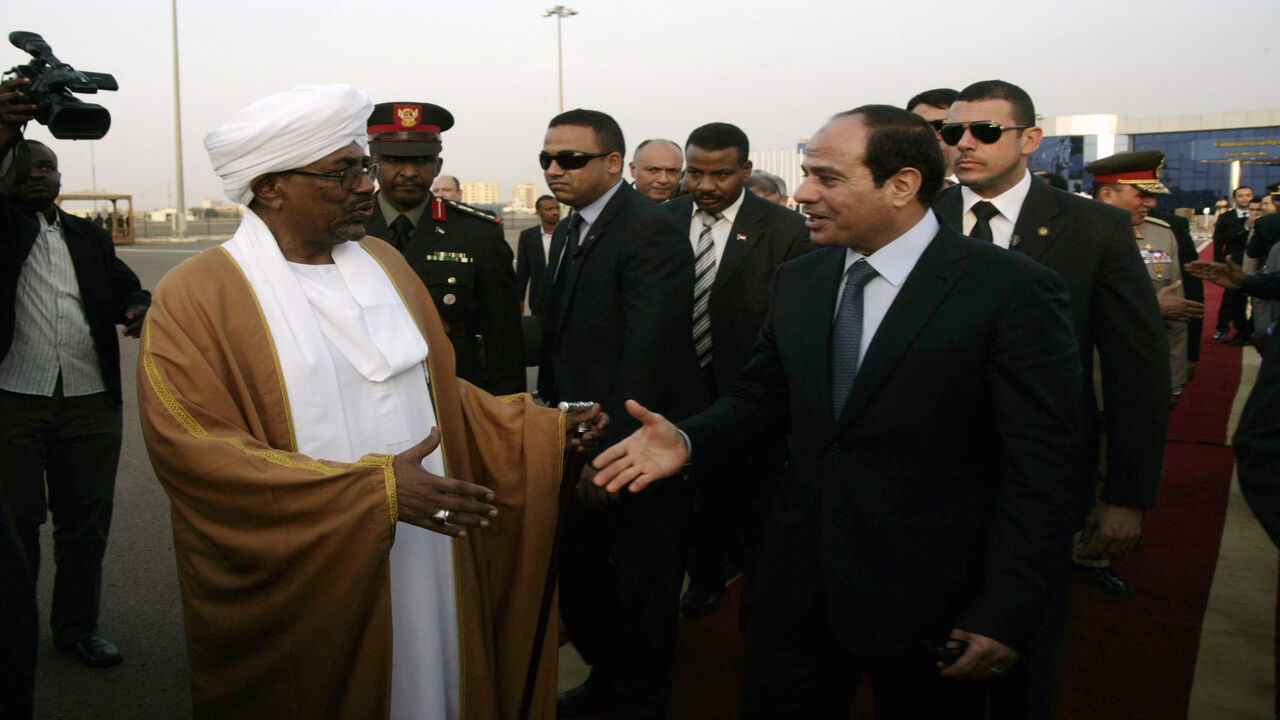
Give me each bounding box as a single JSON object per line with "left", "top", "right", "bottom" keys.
{"left": 517, "top": 400, "right": 596, "bottom": 720}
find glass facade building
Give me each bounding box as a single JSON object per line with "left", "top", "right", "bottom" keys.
{"left": 1030, "top": 123, "right": 1280, "bottom": 212}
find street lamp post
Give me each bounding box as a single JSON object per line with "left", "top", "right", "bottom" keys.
{"left": 541, "top": 5, "right": 577, "bottom": 113}
{"left": 171, "top": 0, "right": 187, "bottom": 238}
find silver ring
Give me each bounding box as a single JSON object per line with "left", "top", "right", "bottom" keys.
{"left": 432, "top": 509, "right": 451, "bottom": 524}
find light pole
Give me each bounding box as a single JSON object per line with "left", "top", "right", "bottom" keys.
{"left": 542, "top": 5, "right": 577, "bottom": 113}
{"left": 171, "top": 0, "right": 187, "bottom": 238}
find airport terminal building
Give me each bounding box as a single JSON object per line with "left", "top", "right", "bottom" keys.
{"left": 1029, "top": 109, "right": 1280, "bottom": 212}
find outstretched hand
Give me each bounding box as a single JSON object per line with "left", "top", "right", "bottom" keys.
{"left": 1184, "top": 258, "right": 1247, "bottom": 290}
{"left": 394, "top": 427, "right": 498, "bottom": 537}
{"left": 591, "top": 400, "right": 689, "bottom": 493}
{"left": 1157, "top": 281, "right": 1204, "bottom": 322}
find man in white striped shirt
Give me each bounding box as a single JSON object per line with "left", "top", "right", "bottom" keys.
{"left": 0, "top": 80, "right": 150, "bottom": 677}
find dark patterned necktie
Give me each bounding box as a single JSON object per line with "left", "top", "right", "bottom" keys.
{"left": 552, "top": 212, "right": 585, "bottom": 305}
{"left": 969, "top": 201, "right": 999, "bottom": 243}
{"left": 830, "top": 260, "right": 879, "bottom": 418}
{"left": 390, "top": 214, "right": 413, "bottom": 250}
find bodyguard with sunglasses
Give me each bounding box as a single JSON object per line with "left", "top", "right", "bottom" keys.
{"left": 537, "top": 109, "right": 706, "bottom": 719}
{"left": 363, "top": 101, "right": 525, "bottom": 396}
{"left": 934, "top": 80, "right": 1169, "bottom": 720}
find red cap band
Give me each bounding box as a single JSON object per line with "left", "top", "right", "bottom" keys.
{"left": 368, "top": 123, "right": 442, "bottom": 136}
{"left": 1092, "top": 170, "right": 1158, "bottom": 184}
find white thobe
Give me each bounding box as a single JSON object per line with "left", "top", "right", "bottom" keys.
{"left": 290, "top": 262, "right": 460, "bottom": 720}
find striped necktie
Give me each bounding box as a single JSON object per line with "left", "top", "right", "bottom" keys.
{"left": 693, "top": 210, "right": 721, "bottom": 368}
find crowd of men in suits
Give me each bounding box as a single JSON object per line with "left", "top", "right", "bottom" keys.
{"left": 6, "top": 68, "right": 1278, "bottom": 719}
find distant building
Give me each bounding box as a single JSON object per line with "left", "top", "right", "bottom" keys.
{"left": 511, "top": 183, "right": 538, "bottom": 211}
{"left": 1030, "top": 108, "right": 1280, "bottom": 212}
{"left": 461, "top": 181, "right": 499, "bottom": 205}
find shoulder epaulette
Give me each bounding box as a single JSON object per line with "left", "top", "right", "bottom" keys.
{"left": 444, "top": 198, "right": 502, "bottom": 224}
{"left": 1144, "top": 216, "right": 1171, "bottom": 228}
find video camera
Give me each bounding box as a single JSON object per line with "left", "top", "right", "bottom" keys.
{"left": 4, "top": 31, "right": 117, "bottom": 140}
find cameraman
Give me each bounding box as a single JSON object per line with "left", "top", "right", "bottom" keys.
{"left": 0, "top": 76, "right": 149, "bottom": 709}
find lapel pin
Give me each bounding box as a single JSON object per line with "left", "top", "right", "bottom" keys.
{"left": 1037, "top": 226, "right": 1049, "bottom": 236}
{"left": 735, "top": 233, "right": 748, "bottom": 242}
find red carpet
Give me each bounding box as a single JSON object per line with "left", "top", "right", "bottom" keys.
{"left": 612, "top": 244, "right": 1258, "bottom": 718}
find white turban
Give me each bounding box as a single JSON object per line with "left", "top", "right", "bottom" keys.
{"left": 204, "top": 83, "right": 373, "bottom": 205}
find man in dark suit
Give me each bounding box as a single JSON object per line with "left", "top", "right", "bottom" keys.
{"left": 1214, "top": 186, "right": 1254, "bottom": 343}
{"left": 934, "top": 80, "right": 1169, "bottom": 718}
{"left": 364, "top": 101, "right": 524, "bottom": 395}
{"left": 0, "top": 110, "right": 150, "bottom": 673}
{"left": 662, "top": 122, "right": 812, "bottom": 618}
{"left": 515, "top": 194, "right": 559, "bottom": 317}
{"left": 590, "top": 105, "right": 1083, "bottom": 718}
{"left": 538, "top": 108, "right": 707, "bottom": 719}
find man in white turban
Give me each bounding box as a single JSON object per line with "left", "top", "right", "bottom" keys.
{"left": 138, "top": 84, "right": 599, "bottom": 720}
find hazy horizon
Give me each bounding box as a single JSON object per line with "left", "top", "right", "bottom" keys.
{"left": 9, "top": 0, "right": 1275, "bottom": 212}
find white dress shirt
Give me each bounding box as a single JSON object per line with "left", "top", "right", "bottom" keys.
{"left": 686, "top": 190, "right": 746, "bottom": 264}
{"left": 553, "top": 178, "right": 625, "bottom": 277}
{"left": 0, "top": 212, "right": 105, "bottom": 397}
{"left": 836, "top": 211, "right": 940, "bottom": 367}
{"left": 959, "top": 170, "right": 1033, "bottom": 249}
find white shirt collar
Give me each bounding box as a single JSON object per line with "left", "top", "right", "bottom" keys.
{"left": 844, "top": 210, "right": 940, "bottom": 285}
{"left": 960, "top": 170, "right": 1033, "bottom": 228}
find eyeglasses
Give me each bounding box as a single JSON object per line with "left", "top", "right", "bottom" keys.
{"left": 939, "top": 121, "right": 1032, "bottom": 146}
{"left": 927, "top": 119, "right": 946, "bottom": 133}
{"left": 539, "top": 150, "right": 610, "bottom": 171}
{"left": 280, "top": 162, "right": 378, "bottom": 190}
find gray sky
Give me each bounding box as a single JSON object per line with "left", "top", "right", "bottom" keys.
{"left": 9, "top": 0, "right": 1275, "bottom": 211}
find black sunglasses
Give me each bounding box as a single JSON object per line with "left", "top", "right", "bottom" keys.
{"left": 939, "top": 121, "right": 1032, "bottom": 146}
{"left": 928, "top": 119, "right": 946, "bottom": 133}
{"left": 540, "top": 150, "right": 610, "bottom": 171}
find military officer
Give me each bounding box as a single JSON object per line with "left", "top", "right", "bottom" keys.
{"left": 364, "top": 101, "right": 525, "bottom": 395}
{"left": 1087, "top": 150, "right": 1202, "bottom": 405}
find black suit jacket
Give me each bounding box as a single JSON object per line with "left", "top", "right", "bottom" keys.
{"left": 664, "top": 191, "right": 814, "bottom": 392}
{"left": 539, "top": 181, "right": 706, "bottom": 455}
{"left": 1214, "top": 209, "right": 1250, "bottom": 262}
{"left": 1247, "top": 212, "right": 1280, "bottom": 263}
{"left": 0, "top": 202, "right": 149, "bottom": 407}
{"left": 516, "top": 224, "right": 549, "bottom": 315}
{"left": 364, "top": 193, "right": 524, "bottom": 395}
{"left": 1234, "top": 274, "right": 1280, "bottom": 546}
{"left": 680, "top": 222, "right": 1083, "bottom": 656}
{"left": 935, "top": 181, "right": 1170, "bottom": 510}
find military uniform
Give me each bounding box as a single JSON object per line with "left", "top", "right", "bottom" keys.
{"left": 1137, "top": 216, "right": 1188, "bottom": 398}
{"left": 364, "top": 100, "right": 524, "bottom": 395}
{"left": 365, "top": 194, "right": 524, "bottom": 395}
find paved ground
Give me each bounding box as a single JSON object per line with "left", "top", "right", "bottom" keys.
{"left": 30, "top": 241, "right": 584, "bottom": 719}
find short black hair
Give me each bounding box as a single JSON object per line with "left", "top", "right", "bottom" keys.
{"left": 746, "top": 173, "right": 780, "bottom": 196}
{"left": 833, "top": 105, "right": 945, "bottom": 205}
{"left": 956, "top": 80, "right": 1036, "bottom": 126}
{"left": 549, "top": 108, "right": 625, "bottom": 158}
{"left": 535, "top": 194, "right": 557, "bottom": 208}
{"left": 685, "top": 122, "right": 750, "bottom": 166}
{"left": 1234, "top": 186, "right": 1253, "bottom": 196}
{"left": 906, "top": 88, "right": 958, "bottom": 112}
{"left": 633, "top": 138, "right": 681, "bottom": 160}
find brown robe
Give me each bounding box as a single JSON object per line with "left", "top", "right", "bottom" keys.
{"left": 138, "top": 236, "right": 562, "bottom": 719}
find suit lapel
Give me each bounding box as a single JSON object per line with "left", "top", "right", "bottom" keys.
{"left": 836, "top": 230, "right": 968, "bottom": 427}
{"left": 795, "top": 248, "right": 845, "bottom": 422}
{"left": 715, "top": 191, "right": 765, "bottom": 295}
{"left": 934, "top": 187, "right": 963, "bottom": 232}
{"left": 1009, "top": 180, "right": 1064, "bottom": 261}
{"left": 365, "top": 197, "right": 390, "bottom": 240}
